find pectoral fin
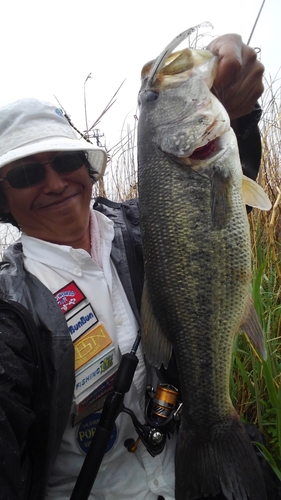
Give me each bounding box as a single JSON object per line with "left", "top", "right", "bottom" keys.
{"left": 242, "top": 175, "right": 271, "bottom": 211}
{"left": 240, "top": 296, "right": 267, "bottom": 360}
{"left": 141, "top": 279, "right": 172, "bottom": 369}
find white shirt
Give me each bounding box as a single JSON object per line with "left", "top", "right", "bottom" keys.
{"left": 22, "top": 209, "right": 176, "bottom": 500}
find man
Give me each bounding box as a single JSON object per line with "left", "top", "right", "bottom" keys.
{"left": 0, "top": 35, "right": 264, "bottom": 500}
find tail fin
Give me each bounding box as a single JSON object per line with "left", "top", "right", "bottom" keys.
{"left": 175, "top": 417, "right": 267, "bottom": 500}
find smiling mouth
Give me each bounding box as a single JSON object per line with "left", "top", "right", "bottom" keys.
{"left": 39, "top": 193, "right": 79, "bottom": 209}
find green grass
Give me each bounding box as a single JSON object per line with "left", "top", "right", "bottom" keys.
{"left": 228, "top": 76, "right": 281, "bottom": 476}
{"left": 230, "top": 219, "right": 281, "bottom": 474}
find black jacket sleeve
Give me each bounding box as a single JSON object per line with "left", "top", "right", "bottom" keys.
{"left": 236, "top": 102, "right": 262, "bottom": 181}
{"left": 0, "top": 300, "right": 42, "bottom": 500}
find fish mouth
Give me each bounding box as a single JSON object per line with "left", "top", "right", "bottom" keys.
{"left": 189, "top": 138, "right": 217, "bottom": 160}
{"left": 139, "top": 24, "right": 230, "bottom": 166}
{"left": 171, "top": 132, "right": 230, "bottom": 167}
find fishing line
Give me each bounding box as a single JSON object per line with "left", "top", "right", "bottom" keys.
{"left": 247, "top": 0, "right": 266, "bottom": 45}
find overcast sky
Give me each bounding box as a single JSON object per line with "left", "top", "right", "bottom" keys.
{"left": 1, "top": 0, "right": 280, "bottom": 148}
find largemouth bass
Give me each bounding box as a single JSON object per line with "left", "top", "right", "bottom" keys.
{"left": 138, "top": 26, "right": 271, "bottom": 500}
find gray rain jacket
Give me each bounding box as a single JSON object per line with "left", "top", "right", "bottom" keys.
{"left": 0, "top": 198, "right": 143, "bottom": 500}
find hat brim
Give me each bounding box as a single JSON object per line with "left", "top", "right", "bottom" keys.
{"left": 0, "top": 136, "right": 107, "bottom": 179}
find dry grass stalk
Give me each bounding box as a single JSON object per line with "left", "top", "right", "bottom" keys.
{"left": 269, "top": 187, "right": 281, "bottom": 282}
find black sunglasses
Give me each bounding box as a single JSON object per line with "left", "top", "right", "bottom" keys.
{"left": 0, "top": 152, "right": 86, "bottom": 189}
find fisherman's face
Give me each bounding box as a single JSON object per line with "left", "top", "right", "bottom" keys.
{"left": 0, "top": 151, "right": 93, "bottom": 247}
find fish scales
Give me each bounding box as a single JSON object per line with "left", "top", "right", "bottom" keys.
{"left": 138, "top": 30, "right": 268, "bottom": 500}
{"left": 139, "top": 136, "right": 250, "bottom": 426}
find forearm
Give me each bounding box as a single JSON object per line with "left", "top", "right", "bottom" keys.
{"left": 234, "top": 102, "right": 262, "bottom": 180}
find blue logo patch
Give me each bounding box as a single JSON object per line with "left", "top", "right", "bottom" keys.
{"left": 67, "top": 303, "right": 98, "bottom": 342}
{"left": 77, "top": 412, "right": 117, "bottom": 455}
{"left": 55, "top": 107, "right": 64, "bottom": 117}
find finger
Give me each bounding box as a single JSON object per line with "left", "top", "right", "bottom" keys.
{"left": 207, "top": 34, "right": 264, "bottom": 119}
{"left": 207, "top": 34, "right": 243, "bottom": 89}
{"left": 226, "top": 79, "right": 264, "bottom": 120}
{"left": 214, "top": 43, "right": 260, "bottom": 92}
{"left": 212, "top": 47, "right": 264, "bottom": 119}
{"left": 217, "top": 57, "right": 265, "bottom": 118}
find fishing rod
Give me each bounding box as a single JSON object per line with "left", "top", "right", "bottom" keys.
{"left": 247, "top": 0, "right": 266, "bottom": 45}
{"left": 69, "top": 332, "right": 141, "bottom": 500}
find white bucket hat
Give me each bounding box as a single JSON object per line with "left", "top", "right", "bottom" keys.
{"left": 0, "top": 97, "right": 107, "bottom": 179}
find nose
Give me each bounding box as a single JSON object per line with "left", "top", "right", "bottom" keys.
{"left": 42, "top": 164, "right": 68, "bottom": 193}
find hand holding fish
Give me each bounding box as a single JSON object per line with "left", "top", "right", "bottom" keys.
{"left": 207, "top": 33, "right": 264, "bottom": 120}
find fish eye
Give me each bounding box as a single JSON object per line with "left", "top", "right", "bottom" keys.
{"left": 145, "top": 91, "right": 159, "bottom": 102}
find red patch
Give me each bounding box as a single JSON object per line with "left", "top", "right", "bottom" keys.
{"left": 54, "top": 281, "right": 85, "bottom": 314}
{"left": 189, "top": 139, "right": 216, "bottom": 160}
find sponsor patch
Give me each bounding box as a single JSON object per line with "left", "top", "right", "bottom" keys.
{"left": 73, "top": 394, "right": 109, "bottom": 426}
{"left": 75, "top": 370, "right": 117, "bottom": 415}
{"left": 54, "top": 281, "right": 85, "bottom": 314}
{"left": 67, "top": 304, "right": 98, "bottom": 342}
{"left": 72, "top": 371, "right": 117, "bottom": 425}
{"left": 76, "top": 371, "right": 117, "bottom": 413}
{"left": 77, "top": 411, "right": 117, "bottom": 455}
{"left": 74, "top": 323, "right": 112, "bottom": 371}
{"left": 74, "top": 346, "right": 118, "bottom": 398}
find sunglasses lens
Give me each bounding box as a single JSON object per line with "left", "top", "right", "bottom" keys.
{"left": 54, "top": 153, "right": 85, "bottom": 173}
{"left": 7, "top": 163, "right": 45, "bottom": 189}
{"left": 6, "top": 152, "right": 86, "bottom": 189}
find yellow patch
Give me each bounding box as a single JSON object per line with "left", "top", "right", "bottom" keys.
{"left": 74, "top": 324, "right": 112, "bottom": 371}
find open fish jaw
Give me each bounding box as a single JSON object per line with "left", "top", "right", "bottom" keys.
{"left": 139, "top": 47, "right": 230, "bottom": 161}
